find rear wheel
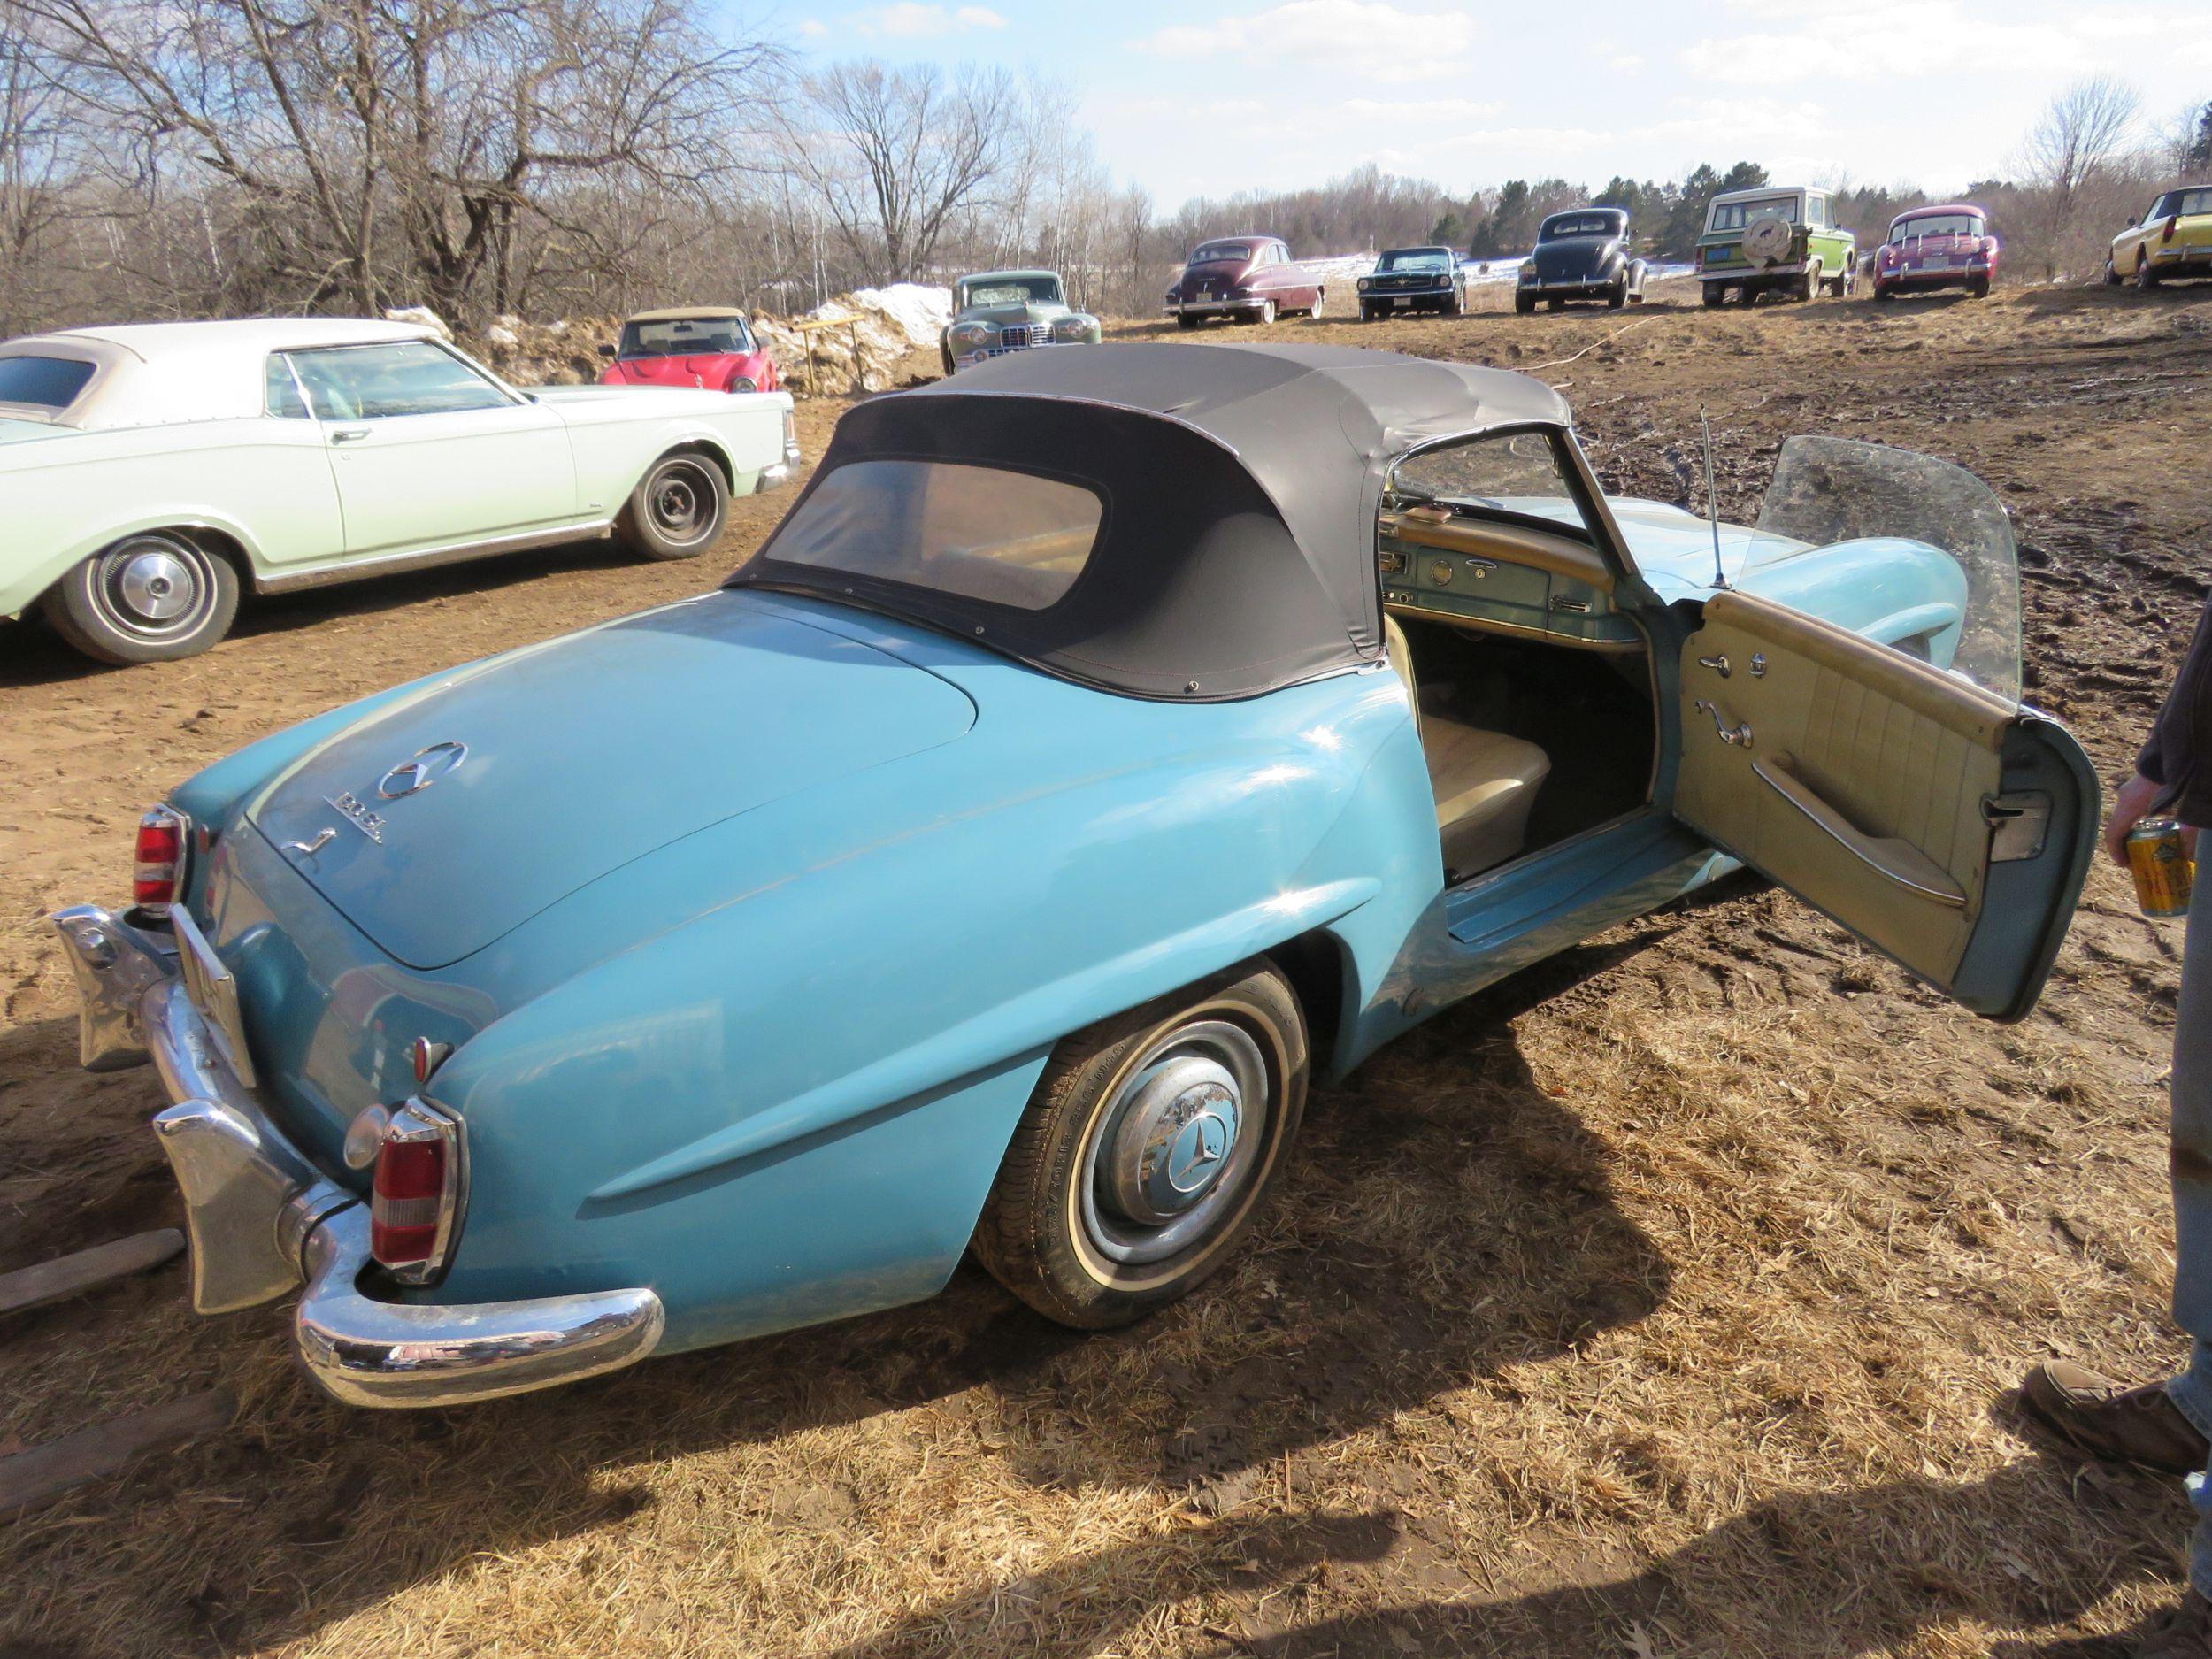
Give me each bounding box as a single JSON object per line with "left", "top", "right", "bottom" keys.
{"left": 1607, "top": 273, "right": 1627, "bottom": 309}
{"left": 44, "top": 530, "right": 241, "bottom": 665}
{"left": 1798, "top": 261, "right": 1821, "bottom": 303}
{"left": 2137, "top": 253, "right": 2161, "bottom": 291}
{"left": 1176, "top": 311, "right": 1200, "bottom": 330}
{"left": 1967, "top": 274, "right": 1989, "bottom": 299}
{"left": 1308, "top": 289, "right": 1325, "bottom": 320}
{"left": 972, "top": 961, "right": 1309, "bottom": 1328}
{"left": 1701, "top": 284, "right": 1725, "bottom": 309}
{"left": 1516, "top": 290, "right": 1536, "bottom": 315}
{"left": 615, "top": 450, "right": 727, "bottom": 560}
{"left": 1257, "top": 299, "right": 1278, "bottom": 326}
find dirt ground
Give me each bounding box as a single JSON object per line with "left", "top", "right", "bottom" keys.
{"left": 4, "top": 275, "right": 2212, "bottom": 1657}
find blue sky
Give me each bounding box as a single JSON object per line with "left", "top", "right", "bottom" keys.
{"left": 767, "top": 0, "right": 2212, "bottom": 206}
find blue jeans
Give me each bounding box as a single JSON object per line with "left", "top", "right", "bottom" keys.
{"left": 2167, "top": 889, "right": 2212, "bottom": 1596}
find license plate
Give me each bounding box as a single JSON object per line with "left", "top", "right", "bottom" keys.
{"left": 1394, "top": 296, "right": 1411, "bottom": 307}
{"left": 173, "top": 907, "right": 257, "bottom": 1088}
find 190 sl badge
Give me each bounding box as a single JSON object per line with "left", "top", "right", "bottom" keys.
{"left": 325, "top": 791, "right": 385, "bottom": 843}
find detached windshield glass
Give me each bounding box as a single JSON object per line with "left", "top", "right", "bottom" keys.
{"left": 1750, "top": 435, "right": 2021, "bottom": 703}
{"left": 0, "top": 354, "right": 95, "bottom": 411}
{"left": 961, "top": 277, "right": 1063, "bottom": 307}
{"left": 757, "top": 460, "right": 1102, "bottom": 611}
{"left": 621, "top": 318, "right": 751, "bottom": 357}
{"left": 1379, "top": 250, "right": 1451, "bottom": 272}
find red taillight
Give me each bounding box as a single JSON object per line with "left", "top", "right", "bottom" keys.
{"left": 2164, "top": 216, "right": 2180, "bottom": 244}
{"left": 369, "top": 1103, "right": 463, "bottom": 1281}
{"left": 134, "top": 807, "right": 186, "bottom": 913}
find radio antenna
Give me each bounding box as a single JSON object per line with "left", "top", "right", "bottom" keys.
{"left": 1700, "top": 408, "right": 1727, "bottom": 589}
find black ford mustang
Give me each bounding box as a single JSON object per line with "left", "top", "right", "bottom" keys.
{"left": 1515, "top": 209, "right": 1647, "bottom": 313}
{"left": 1357, "top": 247, "right": 1469, "bottom": 320}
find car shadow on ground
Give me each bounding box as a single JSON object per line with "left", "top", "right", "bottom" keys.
{"left": 0, "top": 534, "right": 680, "bottom": 691}
{"left": 8, "top": 929, "right": 1695, "bottom": 1653}
{"left": 805, "top": 1451, "right": 2185, "bottom": 1657}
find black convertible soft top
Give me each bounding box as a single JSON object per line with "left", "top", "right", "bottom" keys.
{"left": 729, "top": 343, "right": 1571, "bottom": 700}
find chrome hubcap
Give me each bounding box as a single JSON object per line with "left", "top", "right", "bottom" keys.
{"left": 1082, "top": 1019, "right": 1268, "bottom": 1265}
{"left": 119, "top": 548, "right": 193, "bottom": 621}
{"left": 88, "top": 534, "right": 218, "bottom": 641}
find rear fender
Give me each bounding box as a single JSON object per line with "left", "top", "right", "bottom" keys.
{"left": 417, "top": 667, "right": 1432, "bottom": 1348}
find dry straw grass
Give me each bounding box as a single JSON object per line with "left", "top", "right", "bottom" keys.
{"left": 4, "top": 287, "right": 2212, "bottom": 1655}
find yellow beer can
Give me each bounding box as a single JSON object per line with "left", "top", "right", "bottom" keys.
{"left": 2128, "top": 817, "right": 2195, "bottom": 918}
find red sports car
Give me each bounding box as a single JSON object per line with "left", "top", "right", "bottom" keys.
{"left": 1872, "top": 204, "right": 1998, "bottom": 301}
{"left": 598, "top": 306, "right": 783, "bottom": 393}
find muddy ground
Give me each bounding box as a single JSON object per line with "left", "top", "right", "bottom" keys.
{"left": 4, "top": 276, "right": 2212, "bottom": 1656}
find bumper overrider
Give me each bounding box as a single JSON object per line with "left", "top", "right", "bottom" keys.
{"left": 49, "top": 904, "right": 665, "bottom": 1408}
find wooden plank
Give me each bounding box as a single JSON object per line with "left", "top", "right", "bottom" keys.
{"left": 0, "top": 1389, "right": 235, "bottom": 1518}
{"left": 0, "top": 1229, "right": 184, "bottom": 1320}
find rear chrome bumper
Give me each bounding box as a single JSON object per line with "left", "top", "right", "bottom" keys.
{"left": 48, "top": 904, "right": 665, "bottom": 1409}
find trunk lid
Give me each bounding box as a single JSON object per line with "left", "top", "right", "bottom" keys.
{"left": 246, "top": 595, "right": 977, "bottom": 969}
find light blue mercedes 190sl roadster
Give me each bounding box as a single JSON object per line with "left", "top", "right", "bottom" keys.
{"left": 51, "top": 345, "right": 2095, "bottom": 1407}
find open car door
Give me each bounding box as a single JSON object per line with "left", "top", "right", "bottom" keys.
{"left": 1671, "top": 439, "right": 2097, "bottom": 1021}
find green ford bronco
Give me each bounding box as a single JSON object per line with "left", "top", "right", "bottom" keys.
{"left": 1697, "top": 186, "right": 1856, "bottom": 306}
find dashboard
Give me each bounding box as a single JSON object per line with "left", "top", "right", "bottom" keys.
{"left": 1378, "top": 504, "right": 1641, "bottom": 651}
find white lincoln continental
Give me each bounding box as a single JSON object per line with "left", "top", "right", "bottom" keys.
{"left": 0, "top": 318, "right": 802, "bottom": 664}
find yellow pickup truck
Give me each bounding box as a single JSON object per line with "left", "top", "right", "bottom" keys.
{"left": 2107, "top": 184, "right": 2212, "bottom": 289}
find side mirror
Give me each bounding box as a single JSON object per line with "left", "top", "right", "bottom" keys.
{"left": 596, "top": 343, "right": 616, "bottom": 358}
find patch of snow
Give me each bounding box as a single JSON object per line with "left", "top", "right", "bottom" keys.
{"left": 383, "top": 305, "right": 450, "bottom": 338}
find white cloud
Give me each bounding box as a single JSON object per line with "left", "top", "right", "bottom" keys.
{"left": 841, "top": 3, "right": 1008, "bottom": 38}
{"left": 1609, "top": 51, "right": 1644, "bottom": 72}
{"left": 1679, "top": 2, "right": 2209, "bottom": 83}
{"left": 1138, "top": 1, "right": 1479, "bottom": 75}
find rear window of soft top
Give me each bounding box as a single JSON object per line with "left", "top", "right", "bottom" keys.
{"left": 0, "top": 354, "right": 96, "bottom": 411}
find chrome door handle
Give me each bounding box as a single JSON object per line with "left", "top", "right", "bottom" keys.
{"left": 1694, "top": 700, "right": 1754, "bottom": 747}
{"left": 331, "top": 426, "right": 372, "bottom": 443}
{"left": 1697, "top": 653, "right": 1730, "bottom": 677}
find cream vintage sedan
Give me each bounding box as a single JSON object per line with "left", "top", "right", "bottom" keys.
{"left": 0, "top": 318, "right": 802, "bottom": 664}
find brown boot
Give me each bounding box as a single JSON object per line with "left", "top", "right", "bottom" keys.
{"left": 2021, "top": 1360, "right": 2210, "bottom": 1476}
{"left": 2140, "top": 1589, "right": 2212, "bottom": 1658}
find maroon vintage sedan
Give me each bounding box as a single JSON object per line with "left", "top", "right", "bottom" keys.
{"left": 1163, "top": 236, "right": 1326, "bottom": 328}
{"left": 1872, "top": 204, "right": 1999, "bottom": 301}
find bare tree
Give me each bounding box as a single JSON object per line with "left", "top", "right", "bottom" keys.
{"left": 784, "top": 60, "right": 1018, "bottom": 282}
{"left": 20, "top": 0, "right": 780, "bottom": 325}
{"left": 2014, "top": 75, "right": 2143, "bottom": 280}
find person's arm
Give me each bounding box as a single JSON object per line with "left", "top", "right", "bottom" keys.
{"left": 2109, "top": 596, "right": 2212, "bottom": 865}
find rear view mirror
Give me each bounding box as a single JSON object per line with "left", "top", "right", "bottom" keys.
{"left": 596, "top": 343, "right": 616, "bottom": 358}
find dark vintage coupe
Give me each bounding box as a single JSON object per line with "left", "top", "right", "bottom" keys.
{"left": 1516, "top": 209, "right": 1648, "bottom": 312}
{"left": 1357, "top": 247, "right": 1469, "bottom": 320}
{"left": 1164, "top": 237, "right": 1326, "bottom": 328}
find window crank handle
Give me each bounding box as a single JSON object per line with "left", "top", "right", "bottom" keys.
{"left": 1697, "top": 652, "right": 1730, "bottom": 677}
{"left": 1694, "top": 699, "right": 1754, "bottom": 747}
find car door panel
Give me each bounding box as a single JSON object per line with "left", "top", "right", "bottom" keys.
{"left": 326, "top": 405, "right": 575, "bottom": 555}
{"left": 1675, "top": 588, "right": 2094, "bottom": 1018}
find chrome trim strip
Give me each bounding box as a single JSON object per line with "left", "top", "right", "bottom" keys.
{"left": 48, "top": 904, "right": 665, "bottom": 1405}
{"left": 255, "top": 520, "right": 613, "bottom": 594}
